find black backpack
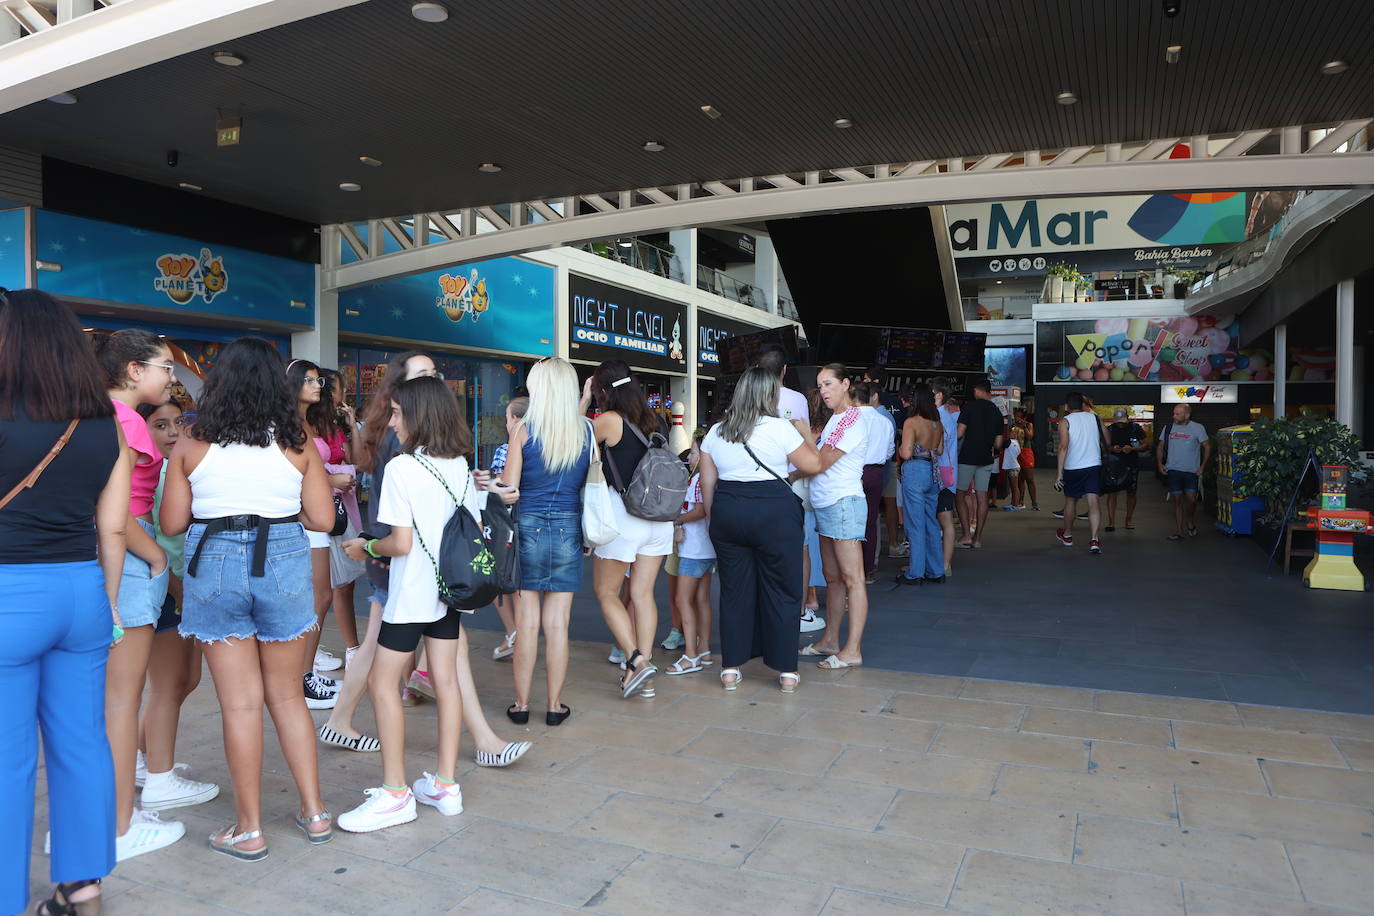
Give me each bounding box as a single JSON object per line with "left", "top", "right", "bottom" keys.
{"left": 409, "top": 454, "right": 517, "bottom": 611}
{"left": 604, "top": 420, "right": 690, "bottom": 522}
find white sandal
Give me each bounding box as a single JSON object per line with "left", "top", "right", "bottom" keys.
{"left": 779, "top": 672, "right": 800, "bottom": 694}
{"left": 720, "top": 668, "right": 741, "bottom": 691}
{"left": 665, "top": 653, "right": 704, "bottom": 676}
{"left": 492, "top": 631, "right": 516, "bottom": 660}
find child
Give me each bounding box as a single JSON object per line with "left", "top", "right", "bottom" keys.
{"left": 339, "top": 376, "right": 489, "bottom": 831}
{"left": 489, "top": 396, "right": 527, "bottom": 661}
{"left": 1002, "top": 432, "right": 1023, "bottom": 511}
{"left": 665, "top": 435, "right": 715, "bottom": 675}
{"left": 658, "top": 447, "right": 694, "bottom": 655}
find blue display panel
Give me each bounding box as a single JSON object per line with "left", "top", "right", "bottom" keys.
{"left": 0, "top": 209, "right": 26, "bottom": 291}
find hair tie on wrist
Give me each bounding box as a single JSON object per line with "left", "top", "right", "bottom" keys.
{"left": 611, "top": 376, "right": 633, "bottom": 388}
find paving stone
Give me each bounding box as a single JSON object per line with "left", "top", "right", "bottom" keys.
{"left": 951, "top": 849, "right": 1185, "bottom": 915}
{"left": 1285, "top": 842, "right": 1374, "bottom": 910}
{"left": 666, "top": 694, "right": 808, "bottom": 734}
{"left": 1091, "top": 742, "right": 1267, "bottom": 793}
{"left": 930, "top": 724, "right": 1090, "bottom": 770}
{"left": 833, "top": 668, "right": 966, "bottom": 696}
{"left": 454, "top": 769, "right": 615, "bottom": 831}
{"left": 704, "top": 766, "right": 899, "bottom": 831}
{"left": 1262, "top": 760, "right": 1374, "bottom": 807}
{"left": 558, "top": 746, "right": 735, "bottom": 802}
{"left": 678, "top": 727, "right": 844, "bottom": 775}
{"left": 992, "top": 765, "right": 1178, "bottom": 823}
{"left": 880, "top": 790, "right": 1076, "bottom": 860}
{"left": 569, "top": 793, "right": 775, "bottom": 866}
{"left": 736, "top": 679, "right": 896, "bottom": 714}
{"left": 1074, "top": 813, "right": 1301, "bottom": 897}
{"left": 1021, "top": 706, "right": 1173, "bottom": 746}
{"left": 232, "top": 846, "right": 475, "bottom": 912}
{"left": 1181, "top": 884, "right": 1353, "bottom": 916}
{"left": 1172, "top": 721, "right": 1347, "bottom": 766}
{"left": 783, "top": 708, "right": 939, "bottom": 751}
{"left": 1177, "top": 785, "right": 1374, "bottom": 851}
{"left": 884, "top": 693, "right": 1024, "bottom": 729}
{"left": 961, "top": 679, "right": 1095, "bottom": 710}
{"left": 827, "top": 745, "right": 999, "bottom": 796}
{"left": 1237, "top": 706, "right": 1374, "bottom": 740}
{"left": 1335, "top": 737, "right": 1374, "bottom": 771}
{"left": 534, "top": 710, "right": 704, "bottom": 752}
{"left": 1094, "top": 693, "right": 1243, "bottom": 725}
{"left": 446, "top": 889, "right": 579, "bottom": 914}
{"left": 821, "top": 888, "right": 961, "bottom": 914}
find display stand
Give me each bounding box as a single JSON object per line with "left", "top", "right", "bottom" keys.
{"left": 1215, "top": 425, "right": 1266, "bottom": 535}
{"left": 1302, "top": 465, "right": 1370, "bottom": 591}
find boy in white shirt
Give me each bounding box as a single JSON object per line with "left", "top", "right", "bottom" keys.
{"left": 1001, "top": 435, "right": 1023, "bottom": 511}
{"left": 665, "top": 439, "right": 715, "bottom": 675}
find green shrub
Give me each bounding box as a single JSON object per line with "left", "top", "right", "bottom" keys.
{"left": 1234, "top": 416, "right": 1364, "bottom": 524}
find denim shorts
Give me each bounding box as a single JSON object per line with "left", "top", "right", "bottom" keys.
{"left": 1166, "top": 469, "right": 1200, "bottom": 495}
{"left": 180, "top": 522, "right": 314, "bottom": 643}
{"left": 519, "top": 510, "right": 584, "bottom": 593}
{"left": 677, "top": 556, "right": 716, "bottom": 578}
{"left": 119, "top": 518, "right": 171, "bottom": 628}
{"left": 370, "top": 584, "right": 389, "bottom": 607}
{"left": 814, "top": 494, "right": 867, "bottom": 541}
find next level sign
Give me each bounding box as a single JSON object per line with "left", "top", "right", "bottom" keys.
{"left": 568, "top": 274, "right": 687, "bottom": 374}
{"left": 1160, "top": 384, "right": 1239, "bottom": 404}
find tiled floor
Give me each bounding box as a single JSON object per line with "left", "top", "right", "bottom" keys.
{"left": 27, "top": 629, "right": 1374, "bottom": 914}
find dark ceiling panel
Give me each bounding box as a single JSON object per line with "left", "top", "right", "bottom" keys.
{"left": 1, "top": 0, "right": 1371, "bottom": 225}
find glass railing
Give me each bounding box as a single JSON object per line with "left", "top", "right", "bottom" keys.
{"left": 580, "top": 239, "right": 683, "bottom": 281}
{"left": 697, "top": 264, "right": 769, "bottom": 310}
{"left": 961, "top": 296, "right": 1036, "bottom": 320}
{"left": 1033, "top": 271, "right": 1198, "bottom": 304}
{"left": 777, "top": 295, "right": 799, "bottom": 320}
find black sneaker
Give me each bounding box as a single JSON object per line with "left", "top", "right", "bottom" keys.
{"left": 304, "top": 673, "right": 338, "bottom": 710}
{"left": 1054, "top": 510, "right": 1088, "bottom": 520}
{"left": 1052, "top": 509, "right": 1066, "bottom": 519}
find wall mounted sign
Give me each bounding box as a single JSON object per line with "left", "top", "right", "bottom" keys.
{"left": 35, "top": 210, "right": 313, "bottom": 326}
{"left": 1036, "top": 315, "right": 1274, "bottom": 384}
{"left": 697, "top": 309, "right": 772, "bottom": 377}
{"left": 568, "top": 274, "right": 687, "bottom": 374}
{"left": 339, "top": 256, "right": 554, "bottom": 357}
{"left": 1160, "top": 384, "right": 1239, "bottom": 404}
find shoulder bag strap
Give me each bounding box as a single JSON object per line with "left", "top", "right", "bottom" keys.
{"left": 0, "top": 419, "right": 80, "bottom": 512}
{"left": 406, "top": 453, "right": 469, "bottom": 600}
{"left": 601, "top": 420, "right": 632, "bottom": 493}
{"left": 741, "top": 439, "right": 789, "bottom": 487}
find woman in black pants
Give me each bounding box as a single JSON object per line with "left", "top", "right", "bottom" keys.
{"left": 699, "top": 368, "right": 821, "bottom": 693}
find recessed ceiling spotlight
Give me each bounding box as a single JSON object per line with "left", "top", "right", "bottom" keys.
{"left": 700, "top": 105, "right": 722, "bottom": 120}
{"left": 47, "top": 91, "right": 78, "bottom": 104}
{"left": 1056, "top": 91, "right": 1079, "bottom": 105}
{"left": 1320, "top": 60, "right": 1349, "bottom": 75}
{"left": 1165, "top": 44, "right": 1183, "bottom": 64}
{"left": 411, "top": 2, "right": 448, "bottom": 22}
{"left": 358, "top": 155, "right": 382, "bottom": 167}
{"left": 211, "top": 49, "right": 244, "bottom": 66}
{"left": 338, "top": 181, "right": 362, "bottom": 192}
{"left": 618, "top": 239, "right": 633, "bottom": 248}
{"left": 477, "top": 162, "right": 502, "bottom": 173}
{"left": 642, "top": 140, "right": 665, "bottom": 152}
{"left": 833, "top": 118, "right": 853, "bottom": 129}
{"left": 177, "top": 181, "right": 203, "bottom": 191}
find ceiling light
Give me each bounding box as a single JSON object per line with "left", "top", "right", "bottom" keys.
{"left": 1165, "top": 44, "right": 1182, "bottom": 64}
{"left": 411, "top": 2, "right": 448, "bottom": 22}
{"left": 338, "top": 181, "right": 362, "bottom": 191}
{"left": 642, "top": 140, "right": 665, "bottom": 152}
{"left": 358, "top": 155, "right": 382, "bottom": 167}
{"left": 177, "top": 181, "right": 203, "bottom": 191}
{"left": 477, "top": 162, "right": 502, "bottom": 173}
{"left": 996, "top": 279, "right": 1003, "bottom": 284}
{"left": 47, "top": 92, "right": 77, "bottom": 104}
{"left": 833, "top": 118, "right": 853, "bottom": 129}
{"left": 1320, "top": 60, "right": 1349, "bottom": 75}
{"left": 618, "top": 240, "right": 633, "bottom": 248}
{"left": 700, "top": 105, "right": 722, "bottom": 120}
{"left": 211, "top": 50, "right": 244, "bottom": 67}
{"left": 1056, "top": 91, "right": 1078, "bottom": 105}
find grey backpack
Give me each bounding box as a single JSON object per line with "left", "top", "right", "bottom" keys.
{"left": 604, "top": 421, "right": 690, "bottom": 522}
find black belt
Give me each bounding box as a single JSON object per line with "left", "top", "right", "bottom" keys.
{"left": 864, "top": 463, "right": 885, "bottom": 470}
{"left": 188, "top": 514, "right": 299, "bottom": 578}
{"left": 907, "top": 455, "right": 932, "bottom": 461}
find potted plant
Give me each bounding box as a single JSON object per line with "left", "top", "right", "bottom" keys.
{"left": 1234, "top": 417, "right": 1365, "bottom": 547}
{"left": 1076, "top": 274, "right": 1092, "bottom": 302}
{"left": 1045, "top": 264, "right": 1072, "bottom": 303}
{"left": 737, "top": 282, "right": 755, "bottom": 305}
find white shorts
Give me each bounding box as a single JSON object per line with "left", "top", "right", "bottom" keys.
{"left": 307, "top": 528, "right": 331, "bottom": 550}
{"left": 593, "top": 490, "right": 673, "bottom": 563}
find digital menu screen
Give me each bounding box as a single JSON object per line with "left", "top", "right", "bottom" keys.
{"left": 938, "top": 331, "right": 987, "bottom": 373}
{"left": 878, "top": 328, "right": 940, "bottom": 369}
{"left": 719, "top": 325, "right": 801, "bottom": 375}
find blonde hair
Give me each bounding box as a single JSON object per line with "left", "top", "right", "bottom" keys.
{"left": 522, "top": 358, "right": 584, "bottom": 471}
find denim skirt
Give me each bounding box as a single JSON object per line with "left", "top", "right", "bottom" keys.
{"left": 519, "top": 510, "right": 583, "bottom": 593}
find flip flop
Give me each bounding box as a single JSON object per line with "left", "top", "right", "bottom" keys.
{"left": 817, "top": 656, "right": 858, "bottom": 670}
{"left": 1188, "top": 526, "right": 1199, "bottom": 537}
{"left": 1125, "top": 524, "right": 1136, "bottom": 530}
{"left": 800, "top": 644, "right": 836, "bottom": 657}
{"left": 1167, "top": 534, "right": 1184, "bottom": 541}
{"left": 1104, "top": 526, "right": 1116, "bottom": 532}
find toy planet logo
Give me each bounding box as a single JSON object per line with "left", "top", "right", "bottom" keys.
{"left": 154, "top": 248, "right": 228, "bottom": 305}
{"left": 436, "top": 269, "right": 490, "bottom": 322}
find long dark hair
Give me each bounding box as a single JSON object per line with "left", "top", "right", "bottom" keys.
{"left": 360, "top": 350, "right": 425, "bottom": 472}
{"left": 191, "top": 338, "right": 307, "bottom": 449}
{"left": 321, "top": 369, "right": 351, "bottom": 440}
{"left": 95, "top": 327, "right": 164, "bottom": 390}
{"left": 306, "top": 367, "right": 338, "bottom": 439}
{"left": 394, "top": 376, "right": 472, "bottom": 460}
{"left": 0, "top": 289, "right": 113, "bottom": 422}
{"left": 907, "top": 384, "right": 939, "bottom": 422}
{"left": 592, "top": 359, "right": 658, "bottom": 438}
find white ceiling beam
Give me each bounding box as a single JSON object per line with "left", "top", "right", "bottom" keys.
{"left": 971, "top": 152, "right": 1013, "bottom": 171}
{"left": 1049, "top": 146, "right": 1094, "bottom": 167}
{"left": 1214, "top": 129, "right": 1272, "bottom": 157}
{"left": 0, "top": 0, "right": 367, "bottom": 115}
{"left": 1129, "top": 138, "right": 1181, "bottom": 161}
{"left": 1307, "top": 119, "right": 1373, "bottom": 154}
{"left": 428, "top": 212, "right": 460, "bottom": 240}
{"left": 528, "top": 199, "right": 563, "bottom": 222}
{"left": 324, "top": 150, "right": 1374, "bottom": 290}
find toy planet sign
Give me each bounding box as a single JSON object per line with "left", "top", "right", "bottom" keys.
{"left": 1035, "top": 315, "right": 1273, "bottom": 384}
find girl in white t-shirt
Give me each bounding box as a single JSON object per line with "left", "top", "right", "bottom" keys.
{"left": 338, "top": 376, "right": 512, "bottom": 833}
{"left": 666, "top": 437, "right": 715, "bottom": 675}
{"left": 802, "top": 364, "right": 871, "bottom": 670}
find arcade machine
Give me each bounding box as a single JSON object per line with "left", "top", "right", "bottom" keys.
{"left": 1215, "top": 425, "right": 1266, "bottom": 535}
{"left": 1303, "top": 464, "right": 1370, "bottom": 591}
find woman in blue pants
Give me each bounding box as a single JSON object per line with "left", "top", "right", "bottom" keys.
{"left": 0, "top": 290, "right": 132, "bottom": 915}
{"left": 896, "top": 386, "right": 946, "bottom": 585}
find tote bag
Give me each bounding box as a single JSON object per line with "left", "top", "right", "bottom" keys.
{"left": 580, "top": 419, "right": 619, "bottom": 547}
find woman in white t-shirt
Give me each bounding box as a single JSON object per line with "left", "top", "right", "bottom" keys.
{"left": 802, "top": 364, "right": 871, "bottom": 669}
{"left": 337, "top": 376, "right": 508, "bottom": 834}
{"left": 700, "top": 368, "right": 821, "bottom": 693}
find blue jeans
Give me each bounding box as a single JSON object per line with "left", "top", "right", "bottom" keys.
{"left": 0, "top": 561, "right": 116, "bottom": 913}
{"left": 900, "top": 459, "right": 943, "bottom": 579}
{"left": 803, "top": 508, "right": 825, "bottom": 588}
{"left": 180, "top": 523, "right": 314, "bottom": 643}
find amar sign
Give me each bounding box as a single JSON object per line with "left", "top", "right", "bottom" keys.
{"left": 946, "top": 193, "right": 1247, "bottom": 258}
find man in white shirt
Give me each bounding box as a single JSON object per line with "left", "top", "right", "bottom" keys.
{"left": 753, "top": 344, "right": 823, "bottom": 633}
{"left": 858, "top": 382, "right": 896, "bottom": 580}
{"left": 1054, "top": 391, "right": 1105, "bottom": 554}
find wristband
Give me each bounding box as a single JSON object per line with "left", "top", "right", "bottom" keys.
{"left": 111, "top": 624, "right": 125, "bottom": 643}
{"left": 363, "top": 539, "right": 382, "bottom": 559}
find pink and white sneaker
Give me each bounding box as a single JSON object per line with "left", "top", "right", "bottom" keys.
{"left": 411, "top": 773, "right": 464, "bottom": 816}
{"left": 337, "top": 788, "right": 417, "bottom": 833}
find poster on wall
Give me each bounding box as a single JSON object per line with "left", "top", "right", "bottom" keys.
{"left": 984, "top": 346, "right": 1028, "bottom": 390}
{"left": 568, "top": 274, "right": 687, "bottom": 374}
{"left": 339, "top": 257, "right": 554, "bottom": 357}
{"left": 1035, "top": 315, "right": 1274, "bottom": 384}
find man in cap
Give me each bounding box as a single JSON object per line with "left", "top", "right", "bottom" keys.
{"left": 1104, "top": 407, "right": 1148, "bottom": 531}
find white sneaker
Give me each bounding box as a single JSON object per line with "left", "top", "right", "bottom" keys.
{"left": 608, "top": 646, "right": 626, "bottom": 665}
{"left": 800, "top": 609, "right": 826, "bottom": 633}
{"left": 337, "top": 788, "right": 417, "bottom": 833}
{"left": 888, "top": 543, "right": 909, "bottom": 558}
{"left": 411, "top": 773, "right": 464, "bottom": 816}
{"left": 116, "top": 809, "right": 185, "bottom": 861}
{"left": 140, "top": 770, "right": 220, "bottom": 811}
{"left": 134, "top": 751, "right": 189, "bottom": 788}
{"left": 314, "top": 648, "right": 342, "bottom": 672}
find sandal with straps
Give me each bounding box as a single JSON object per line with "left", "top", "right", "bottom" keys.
{"left": 620, "top": 650, "right": 657, "bottom": 698}
{"left": 720, "top": 668, "right": 742, "bottom": 691}
{"left": 295, "top": 811, "right": 334, "bottom": 845}
{"left": 665, "top": 653, "right": 703, "bottom": 676}
{"left": 779, "top": 672, "right": 800, "bottom": 694}
{"left": 35, "top": 879, "right": 101, "bottom": 916}
{"left": 209, "top": 825, "right": 268, "bottom": 861}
